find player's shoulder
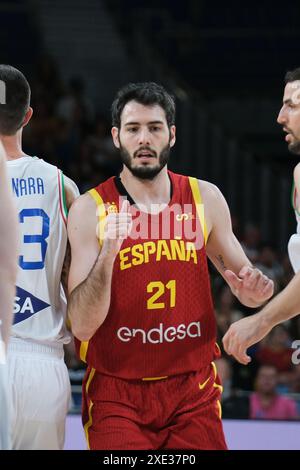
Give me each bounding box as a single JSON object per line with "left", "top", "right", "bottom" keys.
{"left": 62, "top": 174, "right": 80, "bottom": 207}
{"left": 67, "top": 192, "right": 98, "bottom": 242}
{"left": 32, "top": 157, "right": 68, "bottom": 178}
{"left": 172, "top": 172, "right": 221, "bottom": 201}
{"left": 35, "top": 159, "right": 79, "bottom": 195}
{"left": 31, "top": 157, "right": 62, "bottom": 181}
{"left": 32, "top": 157, "right": 58, "bottom": 170}
{"left": 293, "top": 162, "right": 300, "bottom": 180}
{"left": 22, "top": 158, "right": 63, "bottom": 189}
{"left": 68, "top": 191, "right": 97, "bottom": 219}
{"left": 197, "top": 179, "right": 223, "bottom": 203}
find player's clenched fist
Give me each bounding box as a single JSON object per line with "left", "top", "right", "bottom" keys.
{"left": 102, "top": 199, "right": 132, "bottom": 258}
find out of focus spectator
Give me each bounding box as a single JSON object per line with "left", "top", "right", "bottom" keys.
{"left": 231, "top": 214, "right": 242, "bottom": 240}
{"left": 289, "top": 316, "right": 300, "bottom": 349}
{"left": 289, "top": 365, "right": 300, "bottom": 415}
{"left": 256, "top": 243, "right": 283, "bottom": 282}
{"left": 278, "top": 254, "right": 294, "bottom": 290}
{"left": 250, "top": 365, "right": 298, "bottom": 420}
{"left": 241, "top": 223, "right": 261, "bottom": 264}
{"left": 83, "top": 114, "right": 120, "bottom": 173}
{"left": 32, "top": 55, "right": 64, "bottom": 107}
{"left": 255, "top": 325, "right": 294, "bottom": 386}
{"left": 216, "top": 357, "right": 249, "bottom": 419}
{"left": 289, "top": 365, "right": 300, "bottom": 393}
{"left": 215, "top": 285, "right": 243, "bottom": 345}
{"left": 216, "top": 357, "right": 232, "bottom": 401}
{"left": 56, "top": 76, "right": 94, "bottom": 125}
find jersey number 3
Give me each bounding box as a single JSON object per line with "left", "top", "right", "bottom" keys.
{"left": 19, "top": 208, "right": 50, "bottom": 270}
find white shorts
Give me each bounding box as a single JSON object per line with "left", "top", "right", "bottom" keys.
{"left": 7, "top": 338, "right": 71, "bottom": 450}
{"left": 0, "top": 363, "right": 11, "bottom": 450}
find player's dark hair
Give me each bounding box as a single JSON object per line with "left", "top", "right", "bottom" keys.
{"left": 0, "top": 64, "right": 31, "bottom": 135}
{"left": 111, "top": 82, "right": 175, "bottom": 128}
{"left": 285, "top": 67, "right": 300, "bottom": 83}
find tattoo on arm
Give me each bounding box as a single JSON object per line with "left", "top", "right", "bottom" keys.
{"left": 216, "top": 254, "right": 227, "bottom": 271}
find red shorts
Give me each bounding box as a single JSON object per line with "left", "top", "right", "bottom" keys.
{"left": 82, "top": 362, "right": 227, "bottom": 450}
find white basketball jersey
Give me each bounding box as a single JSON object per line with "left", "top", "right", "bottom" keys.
{"left": 288, "top": 182, "right": 300, "bottom": 273}
{"left": 6, "top": 156, "right": 70, "bottom": 344}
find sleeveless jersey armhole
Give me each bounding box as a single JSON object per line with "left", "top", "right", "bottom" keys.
{"left": 57, "top": 169, "right": 68, "bottom": 226}
{"left": 88, "top": 188, "right": 107, "bottom": 248}
{"left": 188, "top": 177, "right": 208, "bottom": 245}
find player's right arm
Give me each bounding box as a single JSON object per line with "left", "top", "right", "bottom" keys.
{"left": 0, "top": 143, "right": 18, "bottom": 348}
{"left": 67, "top": 195, "right": 131, "bottom": 341}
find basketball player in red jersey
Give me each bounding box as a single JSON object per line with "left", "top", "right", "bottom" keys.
{"left": 67, "top": 82, "right": 274, "bottom": 450}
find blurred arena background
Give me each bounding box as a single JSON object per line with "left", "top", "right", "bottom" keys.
{"left": 3, "top": 0, "right": 300, "bottom": 449}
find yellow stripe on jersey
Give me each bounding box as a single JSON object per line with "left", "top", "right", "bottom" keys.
{"left": 79, "top": 340, "right": 89, "bottom": 363}
{"left": 215, "top": 342, "right": 221, "bottom": 355}
{"left": 214, "top": 382, "right": 223, "bottom": 394}
{"left": 216, "top": 399, "right": 222, "bottom": 419}
{"left": 88, "top": 188, "right": 107, "bottom": 248}
{"left": 212, "top": 361, "right": 224, "bottom": 394}
{"left": 84, "top": 401, "right": 94, "bottom": 450}
{"left": 212, "top": 361, "right": 218, "bottom": 380}
{"left": 188, "top": 177, "right": 208, "bottom": 245}
{"left": 142, "top": 376, "right": 168, "bottom": 381}
{"left": 83, "top": 367, "right": 96, "bottom": 449}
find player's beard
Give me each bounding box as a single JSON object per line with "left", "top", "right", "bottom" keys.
{"left": 288, "top": 139, "right": 300, "bottom": 155}
{"left": 119, "top": 141, "right": 171, "bottom": 180}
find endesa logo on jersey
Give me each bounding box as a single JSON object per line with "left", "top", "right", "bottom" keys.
{"left": 117, "top": 321, "right": 201, "bottom": 344}
{"left": 13, "top": 286, "right": 50, "bottom": 324}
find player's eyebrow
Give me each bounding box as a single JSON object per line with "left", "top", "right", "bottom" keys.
{"left": 124, "top": 120, "right": 164, "bottom": 126}
{"left": 147, "top": 121, "right": 164, "bottom": 125}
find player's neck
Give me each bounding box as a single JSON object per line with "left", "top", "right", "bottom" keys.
{"left": 0, "top": 133, "right": 29, "bottom": 160}
{"left": 120, "top": 166, "right": 171, "bottom": 209}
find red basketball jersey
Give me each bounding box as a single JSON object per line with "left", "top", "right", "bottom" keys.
{"left": 76, "top": 171, "right": 219, "bottom": 379}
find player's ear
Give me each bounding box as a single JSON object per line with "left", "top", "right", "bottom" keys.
{"left": 169, "top": 125, "right": 176, "bottom": 148}
{"left": 22, "top": 107, "right": 33, "bottom": 127}
{"left": 111, "top": 127, "right": 120, "bottom": 149}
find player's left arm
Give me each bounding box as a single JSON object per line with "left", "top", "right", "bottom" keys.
{"left": 201, "top": 181, "right": 274, "bottom": 307}
{"left": 293, "top": 163, "right": 300, "bottom": 203}
{"left": 61, "top": 175, "right": 80, "bottom": 296}
{"left": 223, "top": 270, "right": 300, "bottom": 364}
